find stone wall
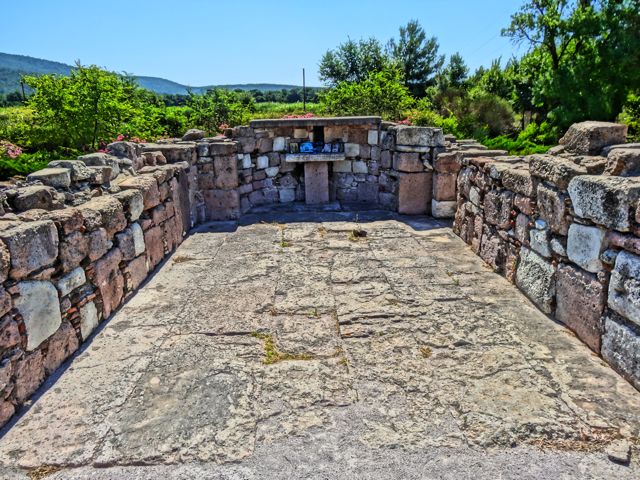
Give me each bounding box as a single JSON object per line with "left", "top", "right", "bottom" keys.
{"left": 452, "top": 121, "right": 640, "bottom": 389}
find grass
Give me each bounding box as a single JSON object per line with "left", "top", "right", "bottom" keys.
{"left": 420, "top": 346, "right": 433, "bottom": 359}
{"left": 251, "top": 332, "right": 312, "bottom": 365}
{"left": 277, "top": 223, "right": 291, "bottom": 248}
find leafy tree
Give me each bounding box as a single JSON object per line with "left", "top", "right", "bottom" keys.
{"left": 187, "top": 88, "right": 255, "bottom": 133}
{"left": 24, "top": 64, "right": 153, "bottom": 150}
{"left": 319, "top": 38, "right": 389, "bottom": 85}
{"left": 319, "top": 65, "right": 413, "bottom": 120}
{"left": 388, "top": 20, "right": 444, "bottom": 96}
{"left": 440, "top": 53, "right": 469, "bottom": 90}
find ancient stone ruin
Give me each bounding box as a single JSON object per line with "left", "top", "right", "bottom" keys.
{"left": 0, "top": 116, "right": 639, "bottom": 433}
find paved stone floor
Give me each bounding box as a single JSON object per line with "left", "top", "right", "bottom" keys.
{"left": 1, "top": 211, "right": 640, "bottom": 479}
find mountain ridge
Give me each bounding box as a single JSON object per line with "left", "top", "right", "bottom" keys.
{"left": 0, "top": 52, "right": 305, "bottom": 95}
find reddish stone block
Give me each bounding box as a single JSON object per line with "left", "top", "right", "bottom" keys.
{"left": 515, "top": 213, "right": 530, "bottom": 246}
{"left": 119, "top": 176, "right": 161, "bottom": 210}
{"left": 556, "top": 264, "right": 606, "bottom": 352}
{"left": 433, "top": 173, "right": 457, "bottom": 201}
{"left": 60, "top": 231, "right": 89, "bottom": 272}
{"left": 204, "top": 190, "right": 241, "bottom": 220}
{"left": 0, "top": 401, "right": 15, "bottom": 427}
{"left": 398, "top": 172, "right": 432, "bottom": 215}
{"left": 144, "top": 226, "right": 164, "bottom": 269}
{"left": 433, "top": 152, "right": 462, "bottom": 173}
{"left": 79, "top": 196, "right": 127, "bottom": 237}
{"left": 304, "top": 162, "right": 330, "bottom": 204}
{"left": 484, "top": 190, "right": 514, "bottom": 229}
{"left": 0, "top": 316, "right": 20, "bottom": 350}
{"left": 43, "top": 322, "right": 79, "bottom": 375}
{"left": 514, "top": 194, "right": 535, "bottom": 215}
{"left": 537, "top": 184, "right": 569, "bottom": 235}
{"left": 90, "top": 248, "right": 124, "bottom": 318}
{"left": 393, "top": 152, "right": 423, "bottom": 173}
{"left": 124, "top": 255, "right": 149, "bottom": 292}
{"left": 13, "top": 351, "right": 44, "bottom": 404}
{"left": 0, "top": 221, "right": 59, "bottom": 281}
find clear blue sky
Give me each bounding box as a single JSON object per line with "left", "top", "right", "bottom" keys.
{"left": 1, "top": 0, "right": 526, "bottom": 87}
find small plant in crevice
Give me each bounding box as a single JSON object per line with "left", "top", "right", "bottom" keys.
{"left": 318, "top": 226, "right": 328, "bottom": 238}
{"left": 277, "top": 223, "right": 291, "bottom": 248}
{"left": 445, "top": 270, "right": 461, "bottom": 286}
{"left": 251, "top": 332, "right": 312, "bottom": 365}
{"left": 348, "top": 214, "right": 367, "bottom": 242}
{"left": 307, "top": 307, "right": 320, "bottom": 318}
{"left": 420, "top": 346, "right": 433, "bottom": 359}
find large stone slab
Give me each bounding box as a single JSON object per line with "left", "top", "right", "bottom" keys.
{"left": 568, "top": 175, "right": 640, "bottom": 232}
{"left": 555, "top": 264, "right": 605, "bottom": 352}
{"left": 605, "top": 148, "right": 640, "bottom": 177}
{"left": 515, "top": 247, "right": 556, "bottom": 314}
{"left": 14, "top": 280, "right": 62, "bottom": 351}
{"left": 26, "top": 168, "right": 71, "bottom": 188}
{"left": 398, "top": 172, "right": 432, "bottom": 215}
{"left": 304, "top": 162, "right": 329, "bottom": 204}
{"left": 609, "top": 250, "right": 640, "bottom": 326}
{"left": 529, "top": 155, "right": 587, "bottom": 189}
{"left": 392, "top": 126, "right": 444, "bottom": 147}
{"left": 559, "top": 121, "right": 628, "bottom": 155}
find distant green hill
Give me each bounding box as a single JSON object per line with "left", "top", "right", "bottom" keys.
{"left": 0, "top": 52, "right": 303, "bottom": 95}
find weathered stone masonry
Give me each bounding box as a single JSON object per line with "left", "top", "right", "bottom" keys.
{"left": 2, "top": 117, "right": 640, "bottom": 429}
{"left": 452, "top": 121, "right": 640, "bottom": 390}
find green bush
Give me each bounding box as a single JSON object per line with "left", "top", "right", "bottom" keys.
{"left": 619, "top": 92, "right": 640, "bottom": 142}
{"left": 187, "top": 88, "right": 256, "bottom": 134}
{"left": 0, "top": 148, "right": 77, "bottom": 179}
{"left": 319, "top": 66, "right": 414, "bottom": 120}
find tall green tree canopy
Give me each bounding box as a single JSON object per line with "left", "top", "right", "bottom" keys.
{"left": 388, "top": 20, "right": 444, "bottom": 96}
{"left": 318, "top": 38, "right": 389, "bottom": 86}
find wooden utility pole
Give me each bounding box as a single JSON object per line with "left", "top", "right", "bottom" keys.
{"left": 303, "top": 68, "right": 306, "bottom": 112}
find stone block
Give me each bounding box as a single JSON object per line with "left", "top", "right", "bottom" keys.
{"left": 393, "top": 152, "right": 423, "bottom": 173}
{"left": 604, "top": 148, "right": 640, "bottom": 176}
{"left": 90, "top": 248, "right": 124, "bottom": 318}
{"left": 204, "top": 190, "right": 240, "bottom": 220}
{"left": 257, "top": 137, "right": 273, "bottom": 153}
{"left": 48, "top": 160, "right": 92, "bottom": 182}
{"left": 0, "top": 221, "right": 58, "bottom": 280}
{"left": 556, "top": 264, "right": 606, "bottom": 352}
{"left": 13, "top": 351, "right": 44, "bottom": 404}
{"left": 256, "top": 155, "right": 269, "bottom": 170}
{"left": 516, "top": 247, "right": 556, "bottom": 314}
{"left": 393, "top": 126, "right": 444, "bottom": 147}
{"left": 144, "top": 226, "right": 164, "bottom": 269}
{"left": 433, "top": 152, "right": 461, "bottom": 174}
{"left": 352, "top": 161, "right": 368, "bottom": 174}
{"left": 265, "top": 167, "right": 279, "bottom": 178}
{"left": 515, "top": 214, "right": 530, "bottom": 246}
{"left": 608, "top": 250, "right": 640, "bottom": 326}
{"left": 398, "top": 172, "right": 432, "bottom": 215}
{"left": 79, "top": 153, "right": 121, "bottom": 179}
{"left": 273, "top": 137, "right": 286, "bottom": 152}
{"left": 501, "top": 168, "right": 536, "bottom": 197}
{"left": 279, "top": 188, "right": 296, "bottom": 203}
{"left": 12, "top": 186, "right": 59, "bottom": 212}
{"left": 124, "top": 255, "right": 148, "bottom": 292}
{"left": 79, "top": 196, "right": 127, "bottom": 236}
{"left": 56, "top": 267, "right": 86, "bottom": 297}
{"left": 432, "top": 200, "right": 457, "bottom": 219}
{"left": 26, "top": 168, "right": 71, "bottom": 188}
{"left": 43, "top": 321, "right": 79, "bottom": 375}
{"left": 484, "top": 190, "right": 514, "bottom": 229}
{"left": 567, "top": 224, "right": 607, "bottom": 273}
{"left": 79, "top": 301, "right": 99, "bottom": 340}
{"left": 559, "top": 121, "right": 628, "bottom": 155}
{"left": 304, "top": 162, "right": 329, "bottom": 204}
{"left": 357, "top": 183, "right": 379, "bottom": 203}
{"left": 241, "top": 154, "right": 252, "bottom": 169}
{"left": 114, "top": 189, "right": 144, "bottom": 221}
{"left": 345, "top": 143, "right": 360, "bottom": 158}
{"left": 87, "top": 165, "right": 112, "bottom": 184}
{"left": 14, "top": 280, "right": 62, "bottom": 351}
{"left": 529, "top": 155, "right": 587, "bottom": 189}
{"left": 530, "top": 228, "right": 551, "bottom": 258}
{"left": 294, "top": 128, "right": 308, "bottom": 139}
{"left": 333, "top": 161, "right": 352, "bottom": 173}
{"left": 380, "top": 150, "right": 392, "bottom": 169}
{"left": 214, "top": 155, "right": 239, "bottom": 189}
{"left": 368, "top": 130, "right": 379, "bottom": 145}
{"left": 0, "top": 316, "right": 19, "bottom": 350}
{"left": 602, "top": 312, "right": 640, "bottom": 389}
{"left": 118, "top": 176, "right": 161, "bottom": 210}
{"left": 568, "top": 175, "right": 640, "bottom": 232}
{"left": 537, "top": 184, "right": 569, "bottom": 235}
{"left": 88, "top": 228, "right": 110, "bottom": 262}
{"left": 433, "top": 173, "right": 457, "bottom": 201}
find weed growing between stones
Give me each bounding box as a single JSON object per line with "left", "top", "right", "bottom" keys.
{"left": 251, "top": 332, "right": 312, "bottom": 365}
{"left": 347, "top": 214, "right": 367, "bottom": 242}
{"left": 420, "top": 346, "right": 433, "bottom": 358}
{"left": 445, "top": 270, "right": 460, "bottom": 286}
{"left": 172, "top": 255, "right": 195, "bottom": 263}
{"left": 269, "top": 306, "right": 279, "bottom": 316}
{"left": 277, "top": 224, "right": 291, "bottom": 248}
{"left": 27, "top": 466, "right": 62, "bottom": 480}
{"left": 307, "top": 307, "right": 319, "bottom": 318}
{"left": 318, "top": 226, "right": 327, "bottom": 238}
